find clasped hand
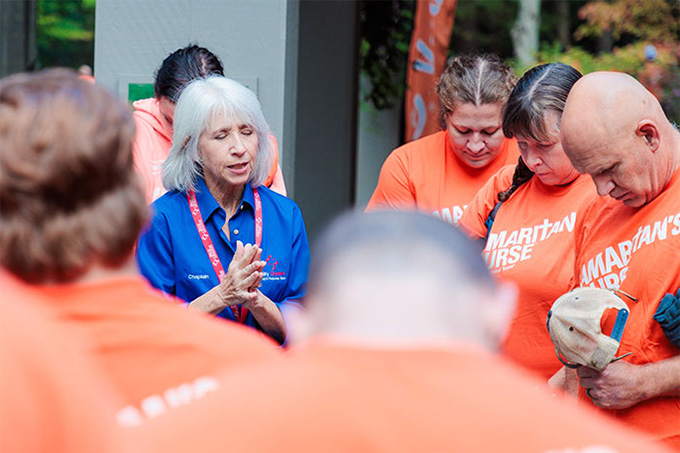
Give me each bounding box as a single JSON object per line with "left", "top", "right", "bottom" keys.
{"left": 577, "top": 361, "right": 644, "bottom": 410}
{"left": 216, "top": 240, "right": 265, "bottom": 309}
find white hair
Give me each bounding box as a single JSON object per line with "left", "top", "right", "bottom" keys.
{"left": 162, "top": 75, "right": 274, "bottom": 193}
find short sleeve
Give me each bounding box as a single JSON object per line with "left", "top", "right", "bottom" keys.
{"left": 274, "top": 203, "right": 309, "bottom": 310}
{"left": 365, "top": 149, "right": 416, "bottom": 211}
{"left": 132, "top": 124, "right": 155, "bottom": 202}
{"left": 136, "top": 207, "right": 177, "bottom": 297}
{"left": 460, "top": 165, "right": 515, "bottom": 240}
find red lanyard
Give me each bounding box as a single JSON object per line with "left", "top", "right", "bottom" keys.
{"left": 187, "top": 188, "right": 262, "bottom": 323}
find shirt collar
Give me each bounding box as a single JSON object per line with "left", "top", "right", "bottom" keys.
{"left": 193, "top": 178, "right": 255, "bottom": 222}
{"left": 241, "top": 184, "right": 255, "bottom": 210}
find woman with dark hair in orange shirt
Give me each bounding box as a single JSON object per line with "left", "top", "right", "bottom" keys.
{"left": 460, "top": 63, "right": 593, "bottom": 385}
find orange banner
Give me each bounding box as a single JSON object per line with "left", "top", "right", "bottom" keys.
{"left": 405, "top": 0, "right": 457, "bottom": 142}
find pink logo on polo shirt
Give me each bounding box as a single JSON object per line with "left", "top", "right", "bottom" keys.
{"left": 263, "top": 255, "right": 286, "bottom": 282}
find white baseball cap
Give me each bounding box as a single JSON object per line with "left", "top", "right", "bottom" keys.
{"left": 547, "top": 287, "right": 632, "bottom": 371}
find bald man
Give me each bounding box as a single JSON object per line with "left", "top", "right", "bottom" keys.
{"left": 560, "top": 71, "right": 680, "bottom": 447}
{"left": 134, "top": 211, "right": 669, "bottom": 453}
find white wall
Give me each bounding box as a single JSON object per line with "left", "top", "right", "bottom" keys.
{"left": 95, "top": 0, "right": 362, "bottom": 242}
{"left": 355, "top": 74, "right": 402, "bottom": 209}
{"left": 94, "top": 0, "right": 298, "bottom": 186}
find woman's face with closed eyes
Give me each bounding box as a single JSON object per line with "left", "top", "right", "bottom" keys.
{"left": 515, "top": 111, "right": 579, "bottom": 187}
{"left": 445, "top": 102, "right": 505, "bottom": 169}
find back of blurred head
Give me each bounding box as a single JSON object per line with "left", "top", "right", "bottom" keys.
{"left": 0, "top": 69, "right": 148, "bottom": 284}
{"left": 301, "top": 210, "right": 516, "bottom": 350}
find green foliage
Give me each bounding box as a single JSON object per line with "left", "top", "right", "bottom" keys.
{"left": 509, "top": 0, "right": 679, "bottom": 123}
{"left": 359, "top": 0, "right": 415, "bottom": 110}
{"left": 449, "top": 0, "right": 518, "bottom": 58}
{"left": 37, "top": 0, "right": 95, "bottom": 70}
{"left": 575, "top": 0, "right": 679, "bottom": 44}
{"left": 515, "top": 41, "right": 680, "bottom": 123}
{"left": 359, "top": 0, "right": 519, "bottom": 111}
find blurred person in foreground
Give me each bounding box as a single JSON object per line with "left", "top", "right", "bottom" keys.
{"left": 0, "top": 69, "right": 279, "bottom": 427}
{"left": 0, "top": 273, "right": 134, "bottom": 453}
{"left": 136, "top": 75, "right": 309, "bottom": 345}
{"left": 460, "top": 63, "right": 593, "bottom": 387}
{"left": 134, "top": 211, "right": 669, "bottom": 453}
{"left": 133, "top": 44, "right": 286, "bottom": 202}
{"left": 366, "top": 54, "right": 519, "bottom": 224}
{"left": 560, "top": 71, "right": 680, "bottom": 447}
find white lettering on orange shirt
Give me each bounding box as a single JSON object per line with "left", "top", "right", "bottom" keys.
{"left": 484, "top": 212, "right": 576, "bottom": 272}
{"left": 116, "top": 376, "right": 220, "bottom": 427}
{"left": 432, "top": 204, "right": 467, "bottom": 225}
{"left": 579, "top": 212, "right": 680, "bottom": 289}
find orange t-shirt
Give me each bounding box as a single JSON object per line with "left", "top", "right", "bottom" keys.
{"left": 460, "top": 166, "right": 596, "bottom": 380}
{"left": 366, "top": 130, "right": 519, "bottom": 224}
{"left": 136, "top": 341, "right": 669, "bottom": 452}
{"left": 132, "top": 98, "right": 173, "bottom": 203}
{"left": 35, "top": 275, "right": 279, "bottom": 426}
{"left": 132, "top": 98, "right": 281, "bottom": 203}
{"left": 0, "top": 274, "right": 132, "bottom": 453}
{"left": 571, "top": 168, "right": 680, "bottom": 445}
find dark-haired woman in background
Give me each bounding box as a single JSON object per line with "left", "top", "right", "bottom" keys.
{"left": 132, "top": 44, "right": 286, "bottom": 202}
{"left": 460, "top": 63, "right": 594, "bottom": 387}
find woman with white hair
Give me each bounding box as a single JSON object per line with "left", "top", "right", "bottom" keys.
{"left": 137, "top": 76, "right": 309, "bottom": 344}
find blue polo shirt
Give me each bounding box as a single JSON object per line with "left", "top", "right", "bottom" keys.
{"left": 137, "top": 178, "right": 310, "bottom": 333}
